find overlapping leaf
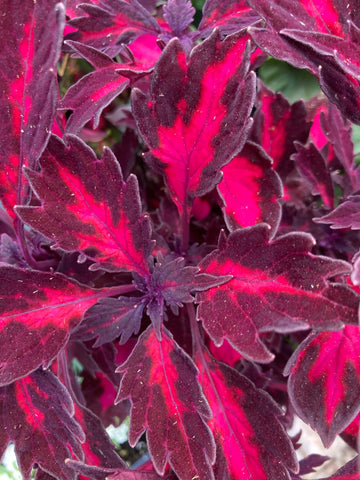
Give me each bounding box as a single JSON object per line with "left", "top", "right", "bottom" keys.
{"left": 16, "top": 134, "right": 152, "bottom": 275}
{"left": 72, "top": 401, "right": 126, "bottom": 469}
{"left": 74, "top": 296, "right": 145, "bottom": 347}
{"left": 0, "top": 265, "right": 108, "bottom": 386}
{"left": 197, "top": 348, "right": 298, "bottom": 479}
{"left": 198, "top": 0, "right": 261, "bottom": 38}
{"left": 218, "top": 141, "right": 282, "bottom": 236}
{"left": 0, "top": 0, "right": 64, "bottom": 218}
{"left": 285, "top": 325, "right": 360, "bottom": 447}
{"left": 132, "top": 29, "right": 256, "bottom": 229}
{"left": 66, "top": 0, "right": 160, "bottom": 56}
{"left": 116, "top": 325, "right": 216, "bottom": 480}
{"left": 197, "top": 224, "right": 357, "bottom": 362}
{"left": 248, "top": 0, "right": 360, "bottom": 124}
{"left": 292, "top": 142, "right": 334, "bottom": 209}
{"left": 251, "top": 82, "right": 310, "bottom": 179}
{"left": 0, "top": 370, "right": 84, "bottom": 480}
{"left": 315, "top": 195, "right": 360, "bottom": 230}
{"left": 59, "top": 40, "right": 156, "bottom": 134}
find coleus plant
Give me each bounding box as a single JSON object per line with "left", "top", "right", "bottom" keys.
{"left": 2, "top": 0, "right": 360, "bottom": 479}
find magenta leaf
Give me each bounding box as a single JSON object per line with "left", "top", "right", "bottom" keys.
{"left": 314, "top": 195, "right": 360, "bottom": 229}
{"left": 251, "top": 82, "right": 310, "bottom": 179}
{"left": 197, "top": 224, "right": 357, "bottom": 362}
{"left": 16, "top": 134, "right": 152, "bottom": 275}
{"left": 196, "top": 348, "right": 298, "bottom": 479}
{"left": 248, "top": 0, "right": 360, "bottom": 124}
{"left": 132, "top": 29, "right": 256, "bottom": 228}
{"left": 218, "top": 141, "right": 282, "bottom": 236}
{"left": 292, "top": 142, "right": 334, "bottom": 209}
{"left": 198, "top": 0, "right": 261, "bottom": 38}
{"left": 0, "top": 265, "right": 108, "bottom": 386}
{"left": 67, "top": 0, "right": 160, "bottom": 56}
{"left": 116, "top": 325, "right": 216, "bottom": 480}
{"left": 0, "top": 0, "right": 64, "bottom": 218}
{"left": 285, "top": 325, "right": 360, "bottom": 447}
{"left": 0, "top": 370, "right": 85, "bottom": 480}
{"left": 59, "top": 40, "right": 155, "bottom": 135}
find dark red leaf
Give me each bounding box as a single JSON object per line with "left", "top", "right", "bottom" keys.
{"left": 132, "top": 29, "right": 255, "bottom": 227}
{"left": 74, "top": 297, "right": 145, "bottom": 347}
{"left": 59, "top": 40, "right": 155, "bottom": 135}
{"left": 0, "top": 0, "right": 64, "bottom": 218}
{"left": 196, "top": 348, "right": 298, "bottom": 479}
{"left": 116, "top": 325, "right": 216, "bottom": 480}
{"left": 292, "top": 142, "right": 334, "bottom": 209}
{"left": 73, "top": 402, "right": 126, "bottom": 469}
{"left": 0, "top": 265, "right": 107, "bottom": 386}
{"left": 218, "top": 141, "right": 282, "bottom": 236}
{"left": 197, "top": 224, "right": 356, "bottom": 362}
{"left": 248, "top": 0, "right": 360, "bottom": 124}
{"left": 285, "top": 325, "right": 360, "bottom": 447}
{"left": 16, "top": 134, "right": 152, "bottom": 275}
{"left": 162, "top": 0, "right": 195, "bottom": 37}
{"left": 198, "top": 0, "right": 261, "bottom": 37}
{"left": 251, "top": 82, "right": 311, "bottom": 179}
{"left": 341, "top": 412, "right": 360, "bottom": 450}
{"left": 315, "top": 195, "right": 360, "bottom": 229}
{"left": 0, "top": 370, "right": 84, "bottom": 480}
{"left": 66, "top": 0, "right": 160, "bottom": 57}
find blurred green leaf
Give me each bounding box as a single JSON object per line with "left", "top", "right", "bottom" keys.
{"left": 259, "top": 58, "right": 320, "bottom": 103}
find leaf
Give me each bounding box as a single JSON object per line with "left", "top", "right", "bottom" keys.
{"left": 248, "top": 0, "right": 360, "bottom": 124}
{"left": 196, "top": 348, "right": 298, "bottom": 479}
{"left": 59, "top": 40, "right": 155, "bottom": 135}
{"left": 162, "top": 0, "right": 195, "bottom": 37}
{"left": 314, "top": 195, "right": 360, "bottom": 229}
{"left": 0, "top": 265, "right": 106, "bottom": 386}
{"left": 74, "top": 297, "right": 146, "bottom": 347}
{"left": 59, "top": 69, "right": 130, "bottom": 135}
{"left": 132, "top": 29, "right": 256, "bottom": 224}
{"left": 198, "top": 0, "right": 261, "bottom": 37}
{"left": 251, "top": 82, "right": 311, "bottom": 179}
{"left": 196, "top": 224, "right": 357, "bottom": 363}
{"left": 0, "top": 370, "right": 84, "bottom": 480}
{"left": 218, "top": 141, "right": 282, "bottom": 236}
{"left": 0, "top": 0, "right": 64, "bottom": 218}
{"left": 66, "top": 0, "right": 160, "bottom": 57}
{"left": 116, "top": 325, "right": 216, "bottom": 480}
{"left": 16, "top": 134, "right": 152, "bottom": 276}
{"left": 285, "top": 325, "right": 360, "bottom": 447}
{"left": 292, "top": 142, "right": 334, "bottom": 209}
{"left": 72, "top": 401, "right": 126, "bottom": 469}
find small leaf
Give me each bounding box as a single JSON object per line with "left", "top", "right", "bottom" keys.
{"left": 163, "top": 0, "right": 195, "bottom": 37}
{"left": 74, "top": 297, "right": 145, "bottom": 347}
{"left": 198, "top": 0, "right": 261, "bottom": 37}
{"left": 116, "top": 325, "right": 216, "bottom": 480}
{"left": 314, "top": 195, "right": 360, "bottom": 229}
{"left": 16, "top": 134, "right": 152, "bottom": 276}
{"left": 66, "top": 0, "right": 160, "bottom": 57}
